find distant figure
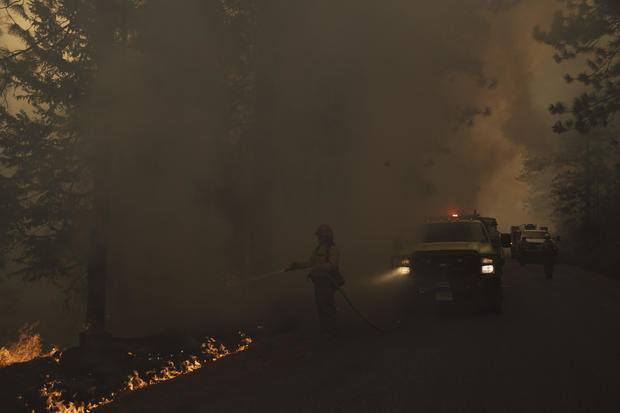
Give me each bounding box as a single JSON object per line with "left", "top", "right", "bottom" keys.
{"left": 519, "top": 237, "right": 528, "bottom": 267}
{"left": 542, "top": 235, "right": 558, "bottom": 279}
{"left": 487, "top": 220, "right": 503, "bottom": 258}
{"left": 286, "top": 225, "right": 341, "bottom": 336}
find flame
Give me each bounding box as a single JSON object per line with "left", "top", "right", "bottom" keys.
{"left": 124, "top": 356, "right": 202, "bottom": 391}
{"left": 0, "top": 323, "right": 61, "bottom": 368}
{"left": 39, "top": 331, "right": 253, "bottom": 413}
{"left": 82, "top": 320, "right": 93, "bottom": 333}
{"left": 202, "top": 338, "right": 231, "bottom": 361}
{"left": 41, "top": 380, "right": 115, "bottom": 413}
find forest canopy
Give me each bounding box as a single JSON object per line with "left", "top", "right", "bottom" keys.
{"left": 529, "top": 0, "right": 620, "bottom": 274}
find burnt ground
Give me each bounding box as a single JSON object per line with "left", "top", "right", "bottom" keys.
{"left": 3, "top": 260, "right": 620, "bottom": 412}
{"left": 96, "top": 260, "right": 620, "bottom": 413}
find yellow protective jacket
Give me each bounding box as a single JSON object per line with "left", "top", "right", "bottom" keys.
{"left": 296, "top": 244, "right": 340, "bottom": 278}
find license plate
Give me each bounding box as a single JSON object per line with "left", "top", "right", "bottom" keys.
{"left": 435, "top": 290, "right": 453, "bottom": 301}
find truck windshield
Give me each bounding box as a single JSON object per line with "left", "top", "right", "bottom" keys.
{"left": 423, "top": 222, "right": 489, "bottom": 243}
{"left": 524, "top": 231, "right": 547, "bottom": 239}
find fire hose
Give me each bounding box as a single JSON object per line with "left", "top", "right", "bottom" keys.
{"left": 227, "top": 269, "right": 387, "bottom": 334}
{"left": 330, "top": 281, "right": 386, "bottom": 334}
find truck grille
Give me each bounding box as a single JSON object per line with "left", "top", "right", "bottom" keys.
{"left": 413, "top": 250, "right": 480, "bottom": 275}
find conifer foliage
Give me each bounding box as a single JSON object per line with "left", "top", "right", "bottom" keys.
{"left": 0, "top": 1, "right": 145, "bottom": 332}
{"left": 0, "top": 0, "right": 100, "bottom": 280}
{"left": 534, "top": 0, "right": 620, "bottom": 134}
{"left": 0, "top": 1, "right": 256, "bottom": 330}
{"left": 531, "top": 1, "right": 620, "bottom": 273}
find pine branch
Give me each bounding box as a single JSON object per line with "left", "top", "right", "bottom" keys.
{"left": 0, "top": 22, "right": 71, "bottom": 63}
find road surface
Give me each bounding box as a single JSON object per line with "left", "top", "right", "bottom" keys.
{"left": 99, "top": 261, "right": 620, "bottom": 413}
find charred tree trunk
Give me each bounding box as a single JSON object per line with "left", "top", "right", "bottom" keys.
{"left": 86, "top": 230, "right": 107, "bottom": 333}
{"left": 83, "top": 0, "right": 128, "bottom": 338}
{"left": 583, "top": 137, "right": 592, "bottom": 250}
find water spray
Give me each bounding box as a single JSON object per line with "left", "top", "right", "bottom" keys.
{"left": 225, "top": 269, "right": 288, "bottom": 287}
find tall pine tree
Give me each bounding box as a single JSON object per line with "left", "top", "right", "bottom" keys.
{"left": 0, "top": 0, "right": 139, "bottom": 334}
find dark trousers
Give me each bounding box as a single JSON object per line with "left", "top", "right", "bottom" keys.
{"left": 311, "top": 276, "right": 337, "bottom": 334}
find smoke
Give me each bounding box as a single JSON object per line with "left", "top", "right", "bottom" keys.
{"left": 469, "top": 0, "right": 563, "bottom": 228}
{"left": 90, "top": 0, "right": 571, "bottom": 335}
{"left": 0, "top": 276, "right": 84, "bottom": 348}
{"left": 0, "top": 0, "right": 573, "bottom": 338}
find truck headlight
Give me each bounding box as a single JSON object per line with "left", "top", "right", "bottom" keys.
{"left": 397, "top": 266, "right": 411, "bottom": 275}
{"left": 481, "top": 257, "right": 493, "bottom": 265}
{"left": 481, "top": 265, "right": 495, "bottom": 274}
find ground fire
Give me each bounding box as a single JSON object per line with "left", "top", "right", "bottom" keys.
{"left": 0, "top": 324, "right": 60, "bottom": 368}
{"left": 3, "top": 329, "right": 252, "bottom": 413}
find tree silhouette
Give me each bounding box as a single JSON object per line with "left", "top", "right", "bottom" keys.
{"left": 526, "top": 1, "right": 620, "bottom": 271}
{"left": 0, "top": 0, "right": 139, "bottom": 333}
{"left": 534, "top": 0, "right": 620, "bottom": 134}
{"left": 1, "top": 0, "right": 260, "bottom": 334}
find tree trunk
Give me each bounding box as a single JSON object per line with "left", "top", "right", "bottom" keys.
{"left": 86, "top": 230, "right": 107, "bottom": 333}
{"left": 83, "top": 0, "right": 126, "bottom": 337}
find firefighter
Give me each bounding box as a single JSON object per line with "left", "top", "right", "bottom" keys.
{"left": 487, "top": 221, "right": 504, "bottom": 262}
{"left": 519, "top": 237, "right": 528, "bottom": 267}
{"left": 542, "top": 234, "right": 558, "bottom": 279}
{"left": 286, "top": 225, "right": 341, "bottom": 336}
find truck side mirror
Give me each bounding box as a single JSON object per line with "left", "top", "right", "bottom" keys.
{"left": 500, "top": 233, "right": 512, "bottom": 248}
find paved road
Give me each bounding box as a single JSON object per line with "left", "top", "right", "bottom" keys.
{"left": 100, "top": 262, "right": 620, "bottom": 413}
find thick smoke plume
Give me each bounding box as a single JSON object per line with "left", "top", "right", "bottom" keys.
{"left": 92, "top": 0, "right": 563, "bottom": 335}
{"left": 0, "top": 0, "right": 568, "bottom": 338}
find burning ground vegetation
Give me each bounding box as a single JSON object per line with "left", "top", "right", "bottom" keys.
{"left": 0, "top": 324, "right": 61, "bottom": 369}
{"left": 0, "top": 325, "right": 252, "bottom": 413}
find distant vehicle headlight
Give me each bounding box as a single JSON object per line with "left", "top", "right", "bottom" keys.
{"left": 481, "top": 257, "right": 493, "bottom": 265}
{"left": 481, "top": 265, "right": 495, "bottom": 274}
